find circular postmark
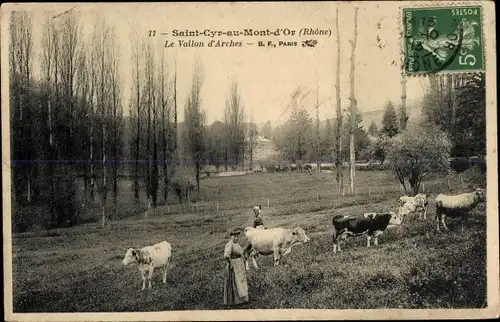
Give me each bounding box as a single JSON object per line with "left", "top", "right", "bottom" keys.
{"left": 404, "top": 16, "right": 466, "bottom": 74}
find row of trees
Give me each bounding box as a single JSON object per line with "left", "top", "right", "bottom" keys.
{"left": 10, "top": 11, "right": 125, "bottom": 228}
{"left": 9, "top": 10, "right": 263, "bottom": 231}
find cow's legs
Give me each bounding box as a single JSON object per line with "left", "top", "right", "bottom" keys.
{"left": 461, "top": 211, "right": 468, "bottom": 231}
{"left": 333, "top": 229, "right": 347, "bottom": 253}
{"left": 423, "top": 205, "right": 427, "bottom": 220}
{"left": 162, "top": 259, "right": 170, "bottom": 284}
{"left": 251, "top": 250, "right": 259, "bottom": 270}
{"left": 140, "top": 270, "right": 147, "bottom": 291}
{"left": 332, "top": 228, "right": 339, "bottom": 253}
{"left": 243, "top": 243, "right": 253, "bottom": 271}
{"left": 373, "top": 231, "right": 383, "bottom": 246}
{"left": 147, "top": 265, "right": 154, "bottom": 289}
{"left": 251, "top": 256, "right": 259, "bottom": 270}
{"left": 441, "top": 215, "right": 450, "bottom": 231}
{"left": 366, "top": 235, "right": 372, "bottom": 248}
{"left": 273, "top": 248, "right": 281, "bottom": 267}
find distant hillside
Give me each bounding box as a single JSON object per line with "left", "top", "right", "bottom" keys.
{"left": 317, "top": 103, "right": 423, "bottom": 130}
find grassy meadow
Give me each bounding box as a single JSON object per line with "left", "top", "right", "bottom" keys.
{"left": 11, "top": 170, "right": 487, "bottom": 311}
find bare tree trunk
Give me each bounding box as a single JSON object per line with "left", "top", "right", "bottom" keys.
{"left": 145, "top": 44, "right": 153, "bottom": 216}
{"left": 173, "top": 57, "right": 178, "bottom": 162}
{"left": 160, "top": 52, "right": 169, "bottom": 205}
{"left": 335, "top": 8, "right": 344, "bottom": 192}
{"left": 316, "top": 77, "right": 321, "bottom": 173}
{"left": 348, "top": 7, "right": 359, "bottom": 194}
{"left": 100, "top": 25, "right": 107, "bottom": 227}
{"left": 401, "top": 73, "right": 407, "bottom": 130}
{"left": 101, "top": 121, "right": 107, "bottom": 227}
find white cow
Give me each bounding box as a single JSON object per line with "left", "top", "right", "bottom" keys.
{"left": 122, "top": 241, "right": 172, "bottom": 291}
{"left": 435, "top": 188, "right": 486, "bottom": 231}
{"left": 397, "top": 194, "right": 429, "bottom": 219}
{"left": 243, "top": 226, "right": 310, "bottom": 270}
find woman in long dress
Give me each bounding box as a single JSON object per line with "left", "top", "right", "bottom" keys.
{"left": 223, "top": 229, "right": 249, "bottom": 306}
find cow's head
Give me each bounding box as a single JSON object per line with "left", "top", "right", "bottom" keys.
{"left": 387, "top": 211, "right": 403, "bottom": 226}
{"left": 474, "top": 188, "right": 486, "bottom": 202}
{"left": 291, "top": 227, "right": 310, "bottom": 244}
{"left": 122, "top": 248, "right": 138, "bottom": 266}
{"left": 398, "top": 202, "right": 417, "bottom": 218}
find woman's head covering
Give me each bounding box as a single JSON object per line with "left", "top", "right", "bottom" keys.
{"left": 230, "top": 229, "right": 241, "bottom": 236}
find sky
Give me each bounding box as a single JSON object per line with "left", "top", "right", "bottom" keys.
{"left": 12, "top": 2, "right": 429, "bottom": 126}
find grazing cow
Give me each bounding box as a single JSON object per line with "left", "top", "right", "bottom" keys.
{"left": 122, "top": 241, "right": 172, "bottom": 291}
{"left": 397, "top": 194, "right": 429, "bottom": 219}
{"left": 332, "top": 212, "right": 402, "bottom": 253}
{"left": 435, "top": 188, "right": 486, "bottom": 231}
{"left": 243, "top": 227, "right": 310, "bottom": 270}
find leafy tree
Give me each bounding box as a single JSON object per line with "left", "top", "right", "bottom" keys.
{"left": 224, "top": 79, "right": 246, "bottom": 169}
{"left": 422, "top": 74, "right": 485, "bottom": 157}
{"left": 368, "top": 134, "right": 391, "bottom": 164}
{"left": 261, "top": 121, "right": 272, "bottom": 140}
{"left": 343, "top": 111, "right": 370, "bottom": 159}
{"left": 289, "top": 107, "right": 313, "bottom": 161}
{"left": 399, "top": 105, "right": 408, "bottom": 131}
{"left": 245, "top": 121, "right": 258, "bottom": 168}
{"left": 387, "top": 123, "right": 452, "bottom": 195}
{"left": 206, "top": 121, "right": 226, "bottom": 170}
{"left": 184, "top": 60, "right": 206, "bottom": 197}
{"left": 381, "top": 101, "right": 399, "bottom": 137}
{"left": 321, "top": 118, "right": 335, "bottom": 159}
{"left": 368, "top": 120, "right": 378, "bottom": 136}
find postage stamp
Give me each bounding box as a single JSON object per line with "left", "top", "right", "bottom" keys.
{"left": 403, "top": 5, "right": 485, "bottom": 75}
{"left": 1, "top": 1, "right": 498, "bottom": 321}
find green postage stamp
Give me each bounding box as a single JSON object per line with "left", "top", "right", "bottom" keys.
{"left": 403, "top": 5, "right": 484, "bottom": 75}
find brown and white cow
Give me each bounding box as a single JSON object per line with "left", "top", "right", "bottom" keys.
{"left": 243, "top": 226, "right": 310, "bottom": 270}
{"left": 122, "top": 241, "right": 172, "bottom": 291}
{"left": 397, "top": 194, "right": 429, "bottom": 219}
{"left": 332, "top": 212, "right": 402, "bottom": 253}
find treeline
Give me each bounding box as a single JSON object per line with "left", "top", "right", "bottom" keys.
{"left": 9, "top": 11, "right": 261, "bottom": 232}
{"left": 10, "top": 11, "right": 126, "bottom": 230}
{"left": 271, "top": 104, "right": 371, "bottom": 164}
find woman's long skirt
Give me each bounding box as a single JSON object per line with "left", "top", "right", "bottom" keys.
{"left": 224, "top": 258, "right": 249, "bottom": 306}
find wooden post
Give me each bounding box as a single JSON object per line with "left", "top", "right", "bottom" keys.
{"left": 368, "top": 187, "right": 371, "bottom": 196}
{"left": 447, "top": 178, "right": 451, "bottom": 190}
{"left": 216, "top": 202, "right": 219, "bottom": 212}
{"left": 316, "top": 192, "right": 320, "bottom": 201}
{"left": 382, "top": 187, "right": 385, "bottom": 196}
{"left": 167, "top": 205, "right": 170, "bottom": 214}
{"left": 422, "top": 182, "right": 425, "bottom": 193}
{"left": 267, "top": 198, "right": 270, "bottom": 208}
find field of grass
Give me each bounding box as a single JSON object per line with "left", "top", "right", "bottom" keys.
{"left": 11, "top": 170, "right": 487, "bottom": 311}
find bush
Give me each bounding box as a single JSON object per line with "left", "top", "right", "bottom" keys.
{"left": 387, "top": 124, "right": 452, "bottom": 195}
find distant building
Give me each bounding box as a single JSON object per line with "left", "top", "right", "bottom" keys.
{"left": 245, "top": 135, "right": 279, "bottom": 165}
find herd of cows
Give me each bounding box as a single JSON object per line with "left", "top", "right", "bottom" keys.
{"left": 122, "top": 187, "right": 487, "bottom": 291}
